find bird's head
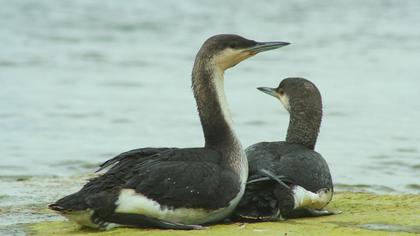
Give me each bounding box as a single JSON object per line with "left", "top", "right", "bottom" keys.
{"left": 197, "top": 34, "right": 290, "bottom": 71}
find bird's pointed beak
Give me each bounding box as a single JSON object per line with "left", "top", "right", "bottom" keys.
{"left": 245, "top": 41, "right": 290, "bottom": 54}
{"left": 257, "top": 87, "right": 278, "bottom": 97}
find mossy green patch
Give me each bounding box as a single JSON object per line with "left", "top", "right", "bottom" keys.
{"left": 26, "top": 192, "right": 420, "bottom": 236}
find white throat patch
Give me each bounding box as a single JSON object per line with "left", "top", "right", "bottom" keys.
{"left": 211, "top": 68, "right": 233, "bottom": 126}
{"left": 213, "top": 48, "right": 254, "bottom": 70}
{"left": 279, "top": 94, "right": 291, "bottom": 112}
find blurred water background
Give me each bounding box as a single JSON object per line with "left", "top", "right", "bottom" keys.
{"left": 1, "top": 0, "right": 420, "bottom": 234}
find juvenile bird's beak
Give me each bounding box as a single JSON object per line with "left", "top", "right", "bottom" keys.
{"left": 245, "top": 41, "right": 290, "bottom": 54}
{"left": 257, "top": 87, "right": 278, "bottom": 97}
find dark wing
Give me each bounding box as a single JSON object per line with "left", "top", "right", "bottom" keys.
{"left": 247, "top": 169, "right": 294, "bottom": 188}
{"left": 52, "top": 147, "right": 241, "bottom": 221}
{"left": 82, "top": 148, "right": 241, "bottom": 228}
{"left": 122, "top": 148, "right": 241, "bottom": 210}
{"left": 246, "top": 141, "right": 332, "bottom": 192}
{"left": 234, "top": 142, "right": 333, "bottom": 221}
{"left": 96, "top": 147, "right": 176, "bottom": 172}
{"left": 245, "top": 141, "right": 303, "bottom": 176}
{"left": 270, "top": 150, "right": 333, "bottom": 192}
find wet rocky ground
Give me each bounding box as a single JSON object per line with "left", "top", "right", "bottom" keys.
{"left": 23, "top": 192, "right": 420, "bottom": 236}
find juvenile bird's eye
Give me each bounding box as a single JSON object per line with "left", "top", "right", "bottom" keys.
{"left": 278, "top": 89, "right": 284, "bottom": 96}
{"left": 229, "top": 43, "right": 237, "bottom": 49}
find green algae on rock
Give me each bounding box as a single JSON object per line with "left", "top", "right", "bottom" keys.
{"left": 27, "top": 192, "right": 420, "bottom": 236}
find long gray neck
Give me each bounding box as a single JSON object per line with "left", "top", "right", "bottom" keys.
{"left": 192, "top": 59, "right": 240, "bottom": 150}
{"left": 285, "top": 103, "right": 322, "bottom": 150}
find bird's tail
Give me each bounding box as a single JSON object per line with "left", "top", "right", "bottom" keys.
{"left": 48, "top": 192, "right": 89, "bottom": 213}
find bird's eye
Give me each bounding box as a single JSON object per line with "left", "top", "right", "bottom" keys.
{"left": 278, "top": 89, "right": 284, "bottom": 96}
{"left": 229, "top": 43, "right": 237, "bottom": 49}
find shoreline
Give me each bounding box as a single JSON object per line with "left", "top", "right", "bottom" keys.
{"left": 24, "top": 192, "right": 420, "bottom": 236}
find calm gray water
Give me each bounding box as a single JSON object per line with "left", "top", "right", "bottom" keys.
{"left": 1, "top": 0, "right": 420, "bottom": 232}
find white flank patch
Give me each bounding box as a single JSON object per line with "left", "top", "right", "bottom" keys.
{"left": 104, "top": 223, "right": 120, "bottom": 230}
{"left": 292, "top": 186, "right": 332, "bottom": 210}
{"left": 115, "top": 187, "right": 245, "bottom": 225}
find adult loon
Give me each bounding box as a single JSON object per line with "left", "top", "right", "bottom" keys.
{"left": 234, "top": 77, "right": 334, "bottom": 221}
{"left": 49, "top": 34, "right": 290, "bottom": 230}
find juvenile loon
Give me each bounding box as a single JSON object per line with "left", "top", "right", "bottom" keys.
{"left": 48, "top": 34, "right": 290, "bottom": 230}
{"left": 234, "top": 77, "right": 334, "bottom": 221}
